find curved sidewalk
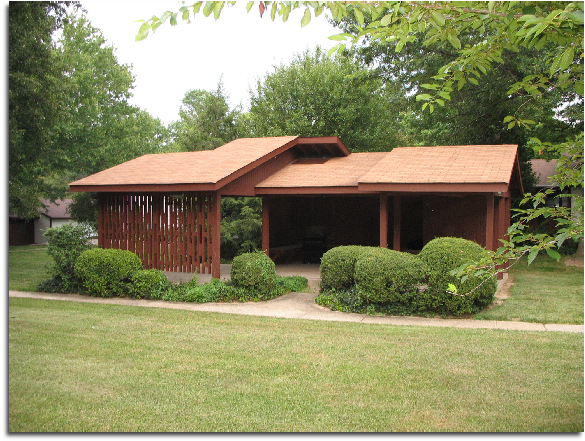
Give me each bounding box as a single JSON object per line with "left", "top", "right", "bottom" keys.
{"left": 9, "top": 290, "right": 583, "bottom": 333}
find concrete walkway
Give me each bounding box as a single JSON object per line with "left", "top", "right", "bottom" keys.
{"left": 9, "top": 287, "right": 583, "bottom": 333}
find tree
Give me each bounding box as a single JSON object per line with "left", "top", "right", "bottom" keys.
{"left": 54, "top": 14, "right": 170, "bottom": 226}
{"left": 55, "top": 14, "right": 168, "bottom": 176}
{"left": 170, "top": 80, "right": 241, "bottom": 152}
{"left": 9, "top": 1, "right": 75, "bottom": 219}
{"left": 245, "top": 46, "right": 405, "bottom": 151}
{"left": 137, "top": 1, "right": 583, "bottom": 272}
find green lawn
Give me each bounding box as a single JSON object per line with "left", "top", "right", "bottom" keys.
{"left": 8, "top": 297, "right": 583, "bottom": 432}
{"left": 475, "top": 256, "right": 584, "bottom": 325}
{"left": 8, "top": 245, "right": 51, "bottom": 291}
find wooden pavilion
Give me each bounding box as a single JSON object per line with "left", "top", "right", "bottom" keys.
{"left": 69, "top": 136, "right": 524, "bottom": 278}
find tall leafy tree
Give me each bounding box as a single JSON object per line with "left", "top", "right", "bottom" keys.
{"left": 171, "top": 80, "right": 240, "bottom": 151}
{"left": 9, "top": 1, "right": 74, "bottom": 219}
{"left": 55, "top": 14, "right": 168, "bottom": 177}
{"left": 246, "top": 47, "right": 404, "bottom": 152}
{"left": 54, "top": 14, "right": 169, "bottom": 226}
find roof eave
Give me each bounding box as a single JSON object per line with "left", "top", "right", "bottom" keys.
{"left": 357, "top": 182, "right": 511, "bottom": 193}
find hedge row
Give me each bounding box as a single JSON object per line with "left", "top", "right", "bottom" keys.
{"left": 38, "top": 226, "right": 306, "bottom": 302}
{"left": 317, "top": 237, "right": 497, "bottom": 316}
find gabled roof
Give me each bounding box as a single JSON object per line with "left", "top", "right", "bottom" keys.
{"left": 256, "top": 153, "right": 388, "bottom": 194}
{"left": 257, "top": 144, "right": 521, "bottom": 194}
{"left": 530, "top": 159, "right": 558, "bottom": 187}
{"left": 358, "top": 145, "right": 521, "bottom": 193}
{"left": 69, "top": 137, "right": 521, "bottom": 195}
{"left": 69, "top": 136, "right": 350, "bottom": 193}
{"left": 40, "top": 199, "right": 72, "bottom": 219}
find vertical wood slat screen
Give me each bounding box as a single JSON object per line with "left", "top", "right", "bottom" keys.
{"left": 99, "top": 193, "right": 216, "bottom": 273}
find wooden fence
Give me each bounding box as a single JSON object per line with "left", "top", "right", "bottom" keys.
{"left": 98, "top": 193, "right": 217, "bottom": 273}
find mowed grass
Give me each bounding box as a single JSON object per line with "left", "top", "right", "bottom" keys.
{"left": 8, "top": 245, "right": 52, "bottom": 291}
{"left": 9, "top": 298, "right": 584, "bottom": 432}
{"left": 476, "top": 256, "right": 584, "bottom": 325}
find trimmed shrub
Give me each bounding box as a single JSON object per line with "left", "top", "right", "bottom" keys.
{"left": 39, "top": 223, "right": 94, "bottom": 293}
{"left": 129, "top": 269, "right": 171, "bottom": 300}
{"left": 230, "top": 251, "right": 278, "bottom": 300}
{"left": 418, "top": 237, "right": 497, "bottom": 315}
{"left": 75, "top": 248, "right": 143, "bottom": 298}
{"left": 320, "top": 246, "right": 377, "bottom": 291}
{"left": 355, "top": 248, "right": 428, "bottom": 305}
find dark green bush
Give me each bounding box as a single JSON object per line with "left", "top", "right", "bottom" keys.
{"left": 320, "top": 246, "right": 378, "bottom": 291}
{"left": 39, "top": 223, "right": 95, "bottom": 293}
{"left": 75, "top": 248, "right": 143, "bottom": 298}
{"left": 355, "top": 248, "right": 428, "bottom": 305}
{"left": 129, "top": 269, "right": 171, "bottom": 300}
{"left": 418, "top": 237, "right": 497, "bottom": 315}
{"left": 230, "top": 251, "right": 278, "bottom": 299}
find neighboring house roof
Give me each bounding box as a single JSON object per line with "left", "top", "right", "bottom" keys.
{"left": 69, "top": 137, "right": 521, "bottom": 196}
{"left": 39, "top": 199, "right": 72, "bottom": 219}
{"left": 530, "top": 159, "right": 558, "bottom": 188}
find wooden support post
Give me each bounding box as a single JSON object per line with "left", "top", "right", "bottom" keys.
{"left": 262, "top": 197, "right": 270, "bottom": 256}
{"left": 393, "top": 195, "right": 401, "bottom": 251}
{"left": 486, "top": 193, "right": 495, "bottom": 251}
{"left": 379, "top": 194, "right": 388, "bottom": 248}
{"left": 97, "top": 193, "right": 105, "bottom": 248}
{"left": 211, "top": 193, "right": 221, "bottom": 279}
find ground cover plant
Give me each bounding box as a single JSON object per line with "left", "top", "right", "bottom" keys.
{"left": 8, "top": 297, "right": 583, "bottom": 432}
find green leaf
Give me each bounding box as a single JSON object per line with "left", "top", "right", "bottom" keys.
{"left": 447, "top": 283, "right": 458, "bottom": 294}
{"left": 380, "top": 13, "right": 393, "bottom": 27}
{"left": 328, "top": 33, "right": 351, "bottom": 41}
{"left": 246, "top": 2, "right": 253, "bottom": 13}
{"left": 503, "top": 115, "right": 514, "bottom": 123}
{"left": 559, "top": 47, "right": 575, "bottom": 71}
{"left": 416, "top": 94, "right": 433, "bottom": 101}
{"left": 354, "top": 8, "right": 365, "bottom": 26}
{"left": 430, "top": 10, "right": 445, "bottom": 26}
{"left": 301, "top": 8, "right": 311, "bottom": 27}
{"left": 546, "top": 248, "right": 561, "bottom": 261}
{"left": 575, "top": 80, "right": 584, "bottom": 97}
{"left": 527, "top": 248, "right": 539, "bottom": 265}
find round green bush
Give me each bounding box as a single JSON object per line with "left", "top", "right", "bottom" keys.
{"left": 355, "top": 248, "right": 428, "bottom": 305}
{"left": 230, "top": 251, "right": 277, "bottom": 299}
{"left": 417, "top": 237, "right": 497, "bottom": 315}
{"left": 75, "top": 248, "right": 143, "bottom": 298}
{"left": 320, "top": 246, "right": 378, "bottom": 291}
{"left": 129, "top": 269, "right": 170, "bottom": 300}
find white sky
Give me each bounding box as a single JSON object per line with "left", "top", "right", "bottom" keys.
{"left": 79, "top": 1, "right": 340, "bottom": 125}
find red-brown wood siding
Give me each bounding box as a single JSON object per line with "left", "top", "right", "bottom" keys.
{"left": 98, "top": 192, "right": 219, "bottom": 274}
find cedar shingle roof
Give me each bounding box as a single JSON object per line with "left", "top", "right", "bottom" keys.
{"left": 69, "top": 136, "right": 298, "bottom": 189}
{"left": 256, "top": 153, "right": 388, "bottom": 189}
{"left": 69, "top": 137, "right": 520, "bottom": 195}
{"left": 359, "top": 145, "right": 518, "bottom": 185}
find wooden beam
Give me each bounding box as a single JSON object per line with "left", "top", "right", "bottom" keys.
{"left": 380, "top": 194, "right": 388, "bottom": 248}
{"left": 486, "top": 193, "right": 495, "bottom": 251}
{"left": 262, "top": 197, "right": 270, "bottom": 256}
{"left": 393, "top": 195, "right": 401, "bottom": 251}
{"left": 211, "top": 193, "right": 221, "bottom": 279}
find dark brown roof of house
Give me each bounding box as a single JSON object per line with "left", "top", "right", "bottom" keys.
{"left": 530, "top": 159, "right": 558, "bottom": 187}
{"left": 40, "top": 199, "right": 72, "bottom": 219}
